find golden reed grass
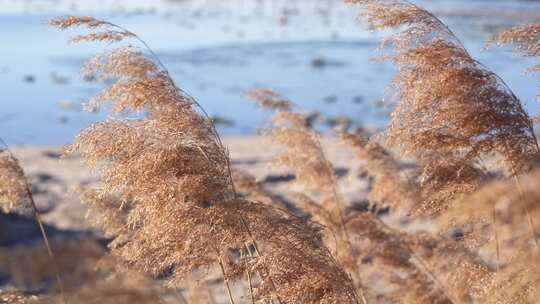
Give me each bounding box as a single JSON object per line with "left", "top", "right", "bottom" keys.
{"left": 47, "top": 15, "right": 358, "bottom": 304}
{"left": 347, "top": 0, "right": 540, "bottom": 216}
{"left": 2, "top": 1, "right": 540, "bottom": 303}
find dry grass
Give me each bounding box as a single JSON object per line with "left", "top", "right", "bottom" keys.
{"left": 2, "top": 1, "right": 540, "bottom": 303}
{"left": 0, "top": 148, "right": 31, "bottom": 215}
{"left": 340, "top": 132, "right": 420, "bottom": 214}
{"left": 47, "top": 15, "right": 358, "bottom": 304}
{"left": 347, "top": 0, "right": 540, "bottom": 216}
{"left": 489, "top": 24, "right": 540, "bottom": 74}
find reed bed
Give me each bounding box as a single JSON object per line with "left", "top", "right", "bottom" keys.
{"left": 1, "top": 0, "right": 540, "bottom": 303}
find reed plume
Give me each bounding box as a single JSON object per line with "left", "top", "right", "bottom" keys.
{"left": 0, "top": 148, "right": 31, "bottom": 215}
{"left": 246, "top": 89, "right": 363, "bottom": 294}
{"left": 246, "top": 89, "right": 334, "bottom": 204}
{"left": 248, "top": 89, "right": 489, "bottom": 303}
{"left": 440, "top": 167, "right": 540, "bottom": 253}
{"left": 52, "top": 16, "right": 358, "bottom": 303}
{"left": 232, "top": 169, "right": 300, "bottom": 214}
{"left": 346, "top": 212, "right": 453, "bottom": 303}
{"left": 348, "top": 0, "right": 540, "bottom": 216}
{"left": 246, "top": 89, "right": 344, "bottom": 215}
{"left": 338, "top": 129, "right": 498, "bottom": 302}
{"left": 340, "top": 131, "right": 420, "bottom": 214}
{"left": 473, "top": 250, "right": 540, "bottom": 303}
{"left": 489, "top": 23, "right": 540, "bottom": 125}
{"left": 346, "top": 210, "right": 496, "bottom": 303}
{"left": 410, "top": 233, "right": 495, "bottom": 302}
{"left": 79, "top": 188, "right": 133, "bottom": 249}
{"left": 489, "top": 24, "right": 540, "bottom": 74}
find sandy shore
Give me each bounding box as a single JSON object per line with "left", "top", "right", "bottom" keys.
{"left": 10, "top": 136, "right": 368, "bottom": 230}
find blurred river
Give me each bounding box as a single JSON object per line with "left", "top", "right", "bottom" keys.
{"left": 1, "top": 0, "right": 540, "bottom": 144}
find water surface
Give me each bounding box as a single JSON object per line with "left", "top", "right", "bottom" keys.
{"left": 1, "top": 0, "right": 540, "bottom": 144}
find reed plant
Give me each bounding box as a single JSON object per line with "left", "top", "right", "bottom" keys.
{"left": 2, "top": 1, "right": 540, "bottom": 303}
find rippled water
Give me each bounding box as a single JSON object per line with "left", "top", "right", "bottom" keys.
{"left": 1, "top": 0, "right": 540, "bottom": 144}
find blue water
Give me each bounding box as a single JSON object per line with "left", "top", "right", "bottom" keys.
{"left": 1, "top": 0, "right": 540, "bottom": 144}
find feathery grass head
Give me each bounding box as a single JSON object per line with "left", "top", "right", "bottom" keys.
{"left": 439, "top": 167, "right": 540, "bottom": 252}
{"left": 247, "top": 89, "right": 339, "bottom": 209}
{"left": 50, "top": 16, "right": 134, "bottom": 44}
{"left": 50, "top": 16, "right": 110, "bottom": 29}
{"left": 245, "top": 88, "right": 293, "bottom": 111}
{"left": 348, "top": 0, "right": 540, "bottom": 215}
{"left": 248, "top": 89, "right": 374, "bottom": 300}
{"left": 0, "top": 149, "right": 29, "bottom": 214}
{"left": 489, "top": 24, "right": 540, "bottom": 73}
{"left": 53, "top": 15, "right": 235, "bottom": 282}
{"left": 54, "top": 17, "right": 359, "bottom": 303}
{"left": 348, "top": 0, "right": 459, "bottom": 50}
{"left": 340, "top": 131, "right": 420, "bottom": 214}
{"left": 346, "top": 212, "right": 455, "bottom": 304}
{"left": 246, "top": 88, "right": 343, "bottom": 222}
{"left": 410, "top": 233, "right": 495, "bottom": 302}
{"left": 52, "top": 16, "right": 234, "bottom": 207}
{"left": 346, "top": 211, "right": 495, "bottom": 303}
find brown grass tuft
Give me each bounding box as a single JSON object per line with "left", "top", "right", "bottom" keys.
{"left": 348, "top": 0, "right": 540, "bottom": 216}
{"left": 53, "top": 16, "right": 358, "bottom": 303}
{"left": 340, "top": 131, "right": 420, "bottom": 214}
{"left": 440, "top": 167, "right": 540, "bottom": 254}
{"left": 0, "top": 149, "right": 30, "bottom": 215}
{"left": 0, "top": 6, "right": 528, "bottom": 303}
{"left": 489, "top": 24, "right": 540, "bottom": 74}
{"left": 487, "top": 251, "right": 540, "bottom": 303}
{"left": 247, "top": 90, "right": 364, "bottom": 298}
{"left": 346, "top": 212, "right": 455, "bottom": 303}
